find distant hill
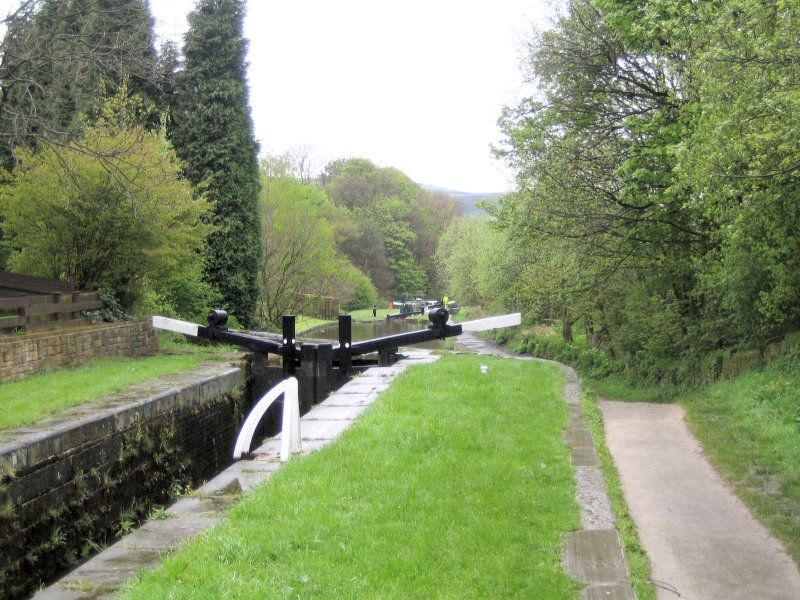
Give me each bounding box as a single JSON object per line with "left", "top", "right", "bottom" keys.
{"left": 420, "top": 184, "right": 506, "bottom": 215}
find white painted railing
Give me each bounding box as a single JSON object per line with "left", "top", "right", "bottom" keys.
{"left": 232, "top": 377, "right": 301, "bottom": 462}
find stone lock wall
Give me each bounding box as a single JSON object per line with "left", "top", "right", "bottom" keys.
{"left": 0, "top": 365, "right": 247, "bottom": 599}
{"left": 0, "top": 320, "right": 157, "bottom": 382}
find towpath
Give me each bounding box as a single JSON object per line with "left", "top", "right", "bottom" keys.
{"left": 600, "top": 400, "right": 800, "bottom": 599}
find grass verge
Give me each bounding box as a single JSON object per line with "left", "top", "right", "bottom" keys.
{"left": 0, "top": 334, "right": 236, "bottom": 430}
{"left": 346, "top": 307, "right": 393, "bottom": 321}
{"left": 581, "top": 384, "right": 657, "bottom": 600}
{"left": 589, "top": 373, "right": 676, "bottom": 403}
{"left": 679, "top": 358, "right": 800, "bottom": 564}
{"left": 124, "top": 355, "right": 581, "bottom": 599}
{"left": 295, "top": 315, "right": 335, "bottom": 333}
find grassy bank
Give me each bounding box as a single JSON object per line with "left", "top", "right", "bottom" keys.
{"left": 0, "top": 334, "right": 236, "bottom": 430}
{"left": 347, "top": 306, "right": 393, "bottom": 321}
{"left": 124, "top": 355, "right": 581, "bottom": 599}
{"left": 295, "top": 315, "right": 335, "bottom": 333}
{"left": 679, "top": 358, "right": 800, "bottom": 563}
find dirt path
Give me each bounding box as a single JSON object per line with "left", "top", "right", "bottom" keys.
{"left": 600, "top": 400, "right": 800, "bottom": 599}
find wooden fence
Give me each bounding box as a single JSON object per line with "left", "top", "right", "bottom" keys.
{"left": 295, "top": 294, "right": 340, "bottom": 320}
{"left": 0, "top": 292, "right": 104, "bottom": 334}
{"left": 0, "top": 272, "right": 104, "bottom": 334}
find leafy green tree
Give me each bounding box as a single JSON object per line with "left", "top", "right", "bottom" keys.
{"left": 340, "top": 268, "right": 378, "bottom": 311}
{"left": 321, "top": 157, "right": 457, "bottom": 299}
{"left": 169, "top": 0, "right": 261, "bottom": 327}
{"left": 258, "top": 164, "right": 374, "bottom": 327}
{"left": 0, "top": 94, "right": 212, "bottom": 312}
{"left": 492, "top": 0, "right": 800, "bottom": 381}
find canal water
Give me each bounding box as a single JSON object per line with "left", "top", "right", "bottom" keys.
{"left": 303, "top": 318, "right": 446, "bottom": 350}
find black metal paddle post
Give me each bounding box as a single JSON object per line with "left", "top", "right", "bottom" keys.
{"left": 338, "top": 314, "right": 352, "bottom": 377}
{"left": 282, "top": 315, "right": 296, "bottom": 375}
{"left": 316, "top": 343, "right": 333, "bottom": 400}
{"left": 299, "top": 344, "right": 316, "bottom": 412}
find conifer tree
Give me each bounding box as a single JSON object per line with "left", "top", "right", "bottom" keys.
{"left": 169, "top": 0, "right": 261, "bottom": 327}
{"left": 0, "top": 0, "right": 159, "bottom": 153}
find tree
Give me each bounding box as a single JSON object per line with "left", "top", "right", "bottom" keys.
{"left": 169, "top": 0, "right": 261, "bottom": 327}
{"left": 491, "top": 0, "right": 800, "bottom": 382}
{"left": 0, "top": 0, "right": 160, "bottom": 162}
{"left": 257, "top": 166, "right": 372, "bottom": 328}
{"left": 0, "top": 94, "right": 212, "bottom": 312}
{"left": 321, "top": 157, "right": 456, "bottom": 299}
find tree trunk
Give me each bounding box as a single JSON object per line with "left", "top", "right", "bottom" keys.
{"left": 562, "top": 318, "right": 574, "bottom": 343}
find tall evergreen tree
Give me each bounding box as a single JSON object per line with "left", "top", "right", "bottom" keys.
{"left": 168, "top": 0, "right": 261, "bottom": 327}
{"left": 0, "top": 0, "right": 159, "bottom": 156}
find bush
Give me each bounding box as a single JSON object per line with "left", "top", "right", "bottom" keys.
{"left": 83, "top": 288, "right": 131, "bottom": 324}
{"left": 495, "top": 329, "right": 616, "bottom": 379}
{"left": 341, "top": 268, "right": 378, "bottom": 311}
{"left": 0, "top": 94, "right": 211, "bottom": 311}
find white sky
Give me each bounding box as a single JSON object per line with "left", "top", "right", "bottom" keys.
{"left": 156, "top": 1, "right": 552, "bottom": 192}
{"left": 3, "top": 1, "right": 554, "bottom": 192}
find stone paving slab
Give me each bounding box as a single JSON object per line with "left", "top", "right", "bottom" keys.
{"left": 334, "top": 382, "right": 390, "bottom": 395}
{"left": 565, "top": 530, "right": 629, "bottom": 587}
{"left": 575, "top": 466, "right": 616, "bottom": 530}
{"left": 571, "top": 446, "right": 602, "bottom": 467}
{"left": 564, "top": 427, "right": 595, "bottom": 449}
{"left": 322, "top": 392, "right": 380, "bottom": 407}
{"left": 303, "top": 404, "right": 367, "bottom": 420}
{"left": 35, "top": 352, "right": 436, "bottom": 599}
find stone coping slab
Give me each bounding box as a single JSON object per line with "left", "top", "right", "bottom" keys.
{"left": 36, "top": 350, "right": 438, "bottom": 599}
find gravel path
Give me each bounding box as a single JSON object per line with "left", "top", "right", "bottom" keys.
{"left": 600, "top": 400, "right": 800, "bottom": 600}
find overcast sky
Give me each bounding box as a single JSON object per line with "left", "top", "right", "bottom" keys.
{"left": 3, "top": 1, "right": 554, "bottom": 192}
{"left": 160, "top": 1, "right": 554, "bottom": 192}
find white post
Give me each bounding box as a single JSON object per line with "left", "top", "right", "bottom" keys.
{"left": 280, "top": 377, "right": 301, "bottom": 462}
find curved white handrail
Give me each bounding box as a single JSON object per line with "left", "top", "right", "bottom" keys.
{"left": 232, "top": 377, "right": 301, "bottom": 461}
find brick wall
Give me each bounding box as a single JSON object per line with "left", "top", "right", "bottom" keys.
{"left": 0, "top": 364, "right": 247, "bottom": 598}
{"left": 0, "top": 320, "right": 157, "bottom": 382}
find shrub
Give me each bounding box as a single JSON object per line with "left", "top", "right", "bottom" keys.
{"left": 0, "top": 95, "right": 211, "bottom": 312}
{"left": 341, "top": 269, "right": 378, "bottom": 311}
{"left": 500, "top": 330, "right": 616, "bottom": 379}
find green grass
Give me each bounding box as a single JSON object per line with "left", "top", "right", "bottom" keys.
{"left": 0, "top": 335, "right": 236, "bottom": 430}
{"left": 295, "top": 315, "right": 335, "bottom": 333}
{"left": 581, "top": 384, "right": 657, "bottom": 600}
{"left": 589, "top": 373, "right": 676, "bottom": 403}
{"left": 124, "top": 355, "right": 581, "bottom": 599}
{"left": 346, "top": 306, "right": 394, "bottom": 322}
{"left": 679, "top": 358, "right": 800, "bottom": 565}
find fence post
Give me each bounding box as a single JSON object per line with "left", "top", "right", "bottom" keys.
{"left": 17, "top": 301, "right": 27, "bottom": 333}
{"left": 282, "top": 315, "right": 296, "bottom": 375}
{"left": 379, "top": 347, "right": 395, "bottom": 366}
{"left": 316, "top": 343, "right": 332, "bottom": 403}
{"left": 338, "top": 315, "right": 352, "bottom": 377}
{"left": 53, "top": 293, "right": 63, "bottom": 323}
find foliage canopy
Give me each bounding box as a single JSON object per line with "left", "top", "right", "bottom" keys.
{"left": 0, "top": 96, "right": 211, "bottom": 312}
